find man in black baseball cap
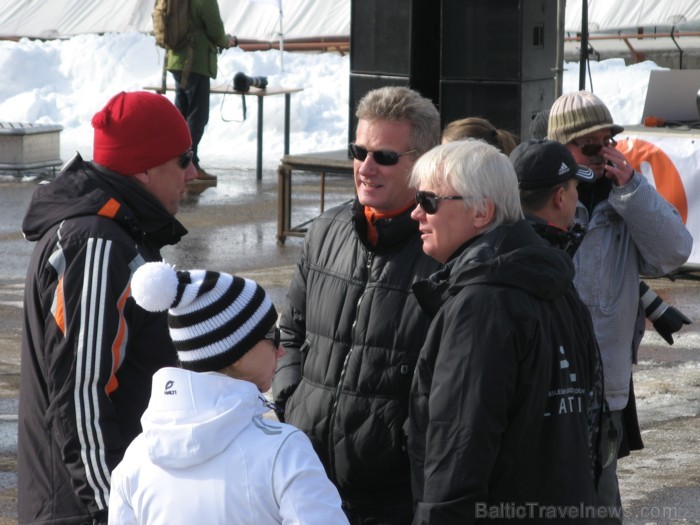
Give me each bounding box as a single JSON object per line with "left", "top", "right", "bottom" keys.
{"left": 511, "top": 139, "right": 591, "bottom": 236}
{"left": 510, "top": 139, "right": 593, "bottom": 254}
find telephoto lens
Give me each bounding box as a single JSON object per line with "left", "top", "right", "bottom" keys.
{"left": 233, "top": 72, "right": 268, "bottom": 92}
{"left": 249, "top": 76, "right": 268, "bottom": 89}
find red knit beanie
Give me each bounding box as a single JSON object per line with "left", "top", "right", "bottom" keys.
{"left": 91, "top": 91, "right": 192, "bottom": 175}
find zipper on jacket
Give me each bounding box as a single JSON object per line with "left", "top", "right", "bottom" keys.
{"left": 327, "top": 251, "right": 374, "bottom": 481}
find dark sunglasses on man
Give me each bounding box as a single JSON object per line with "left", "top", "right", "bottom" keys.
{"left": 415, "top": 190, "right": 464, "bottom": 215}
{"left": 571, "top": 137, "right": 617, "bottom": 157}
{"left": 178, "top": 149, "right": 194, "bottom": 169}
{"left": 348, "top": 143, "right": 416, "bottom": 166}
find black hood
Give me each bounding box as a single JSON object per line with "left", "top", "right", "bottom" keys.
{"left": 414, "top": 220, "right": 575, "bottom": 318}
{"left": 22, "top": 154, "right": 187, "bottom": 247}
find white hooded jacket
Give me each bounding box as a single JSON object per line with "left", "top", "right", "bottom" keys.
{"left": 109, "top": 367, "right": 349, "bottom": 525}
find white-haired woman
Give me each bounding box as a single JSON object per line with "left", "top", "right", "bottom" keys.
{"left": 407, "top": 140, "right": 602, "bottom": 525}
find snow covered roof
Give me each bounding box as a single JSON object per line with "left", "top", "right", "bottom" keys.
{"left": 565, "top": 0, "right": 700, "bottom": 32}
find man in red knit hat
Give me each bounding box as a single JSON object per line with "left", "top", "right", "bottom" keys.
{"left": 18, "top": 90, "right": 196, "bottom": 525}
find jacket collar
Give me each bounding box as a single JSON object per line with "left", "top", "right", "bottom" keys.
{"left": 413, "top": 220, "right": 574, "bottom": 318}
{"left": 351, "top": 198, "right": 420, "bottom": 253}
{"left": 90, "top": 162, "right": 188, "bottom": 247}
{"left": 22, "top": 153, "right": 187, "bottom": 248}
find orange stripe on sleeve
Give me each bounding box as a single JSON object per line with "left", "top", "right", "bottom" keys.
{"left": 105, "top": 283, "right": 130, "bottom": 396}
{"left": 54, "top": 276, "right": 66, "bottom": 335}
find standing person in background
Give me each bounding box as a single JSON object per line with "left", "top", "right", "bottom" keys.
{"left": 168, "top": 0, "right": 238, "bottom": 182}
{"left": 531, "top": 105, "right": 692, "bottom": 343}
{"left": 272, "top": 86, "right": 442, "bottom": 524}
{"left": 19, "top": 91, "right": 196, "bottom": 525}
{"left": 529, "top": 109, "right": 550, "bottom": 141}
{"left": 110, "top": 262, "right": 349, "bottom": 525}
{"left": 510, "top": 139, "right": 604, "bottom": 484}
{"left": 408, "top": 140, "right": 601, "bottom": 524}
{"left": 510, "top": 139, "right": 594, "bottom": 254}
{"left": 548, "top": 91, "right": 693, "bottom": 523}
{"left": 441, "top": 116, "right": 519, "bottom": 154}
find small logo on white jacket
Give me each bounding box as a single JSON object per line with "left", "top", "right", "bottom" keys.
{"left": 164, "top": 380, "right": 177, "bottom": 395}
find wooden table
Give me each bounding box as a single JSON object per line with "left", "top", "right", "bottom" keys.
{"left": 277, "top": 149, "right": 354, "bottom": 242}
{"left": 144, "top": 85, "right": 303, "bottom": 180}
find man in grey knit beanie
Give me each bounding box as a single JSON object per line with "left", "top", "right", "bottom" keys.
{"left": 548, "top": 91, "right": 692, "bottom": 524}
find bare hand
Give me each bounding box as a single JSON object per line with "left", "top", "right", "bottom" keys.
{"left": 602, "top": 145, "right": 634, "bottom": 186}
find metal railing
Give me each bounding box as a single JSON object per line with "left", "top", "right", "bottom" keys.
{"left": 565, "top": 30, "right": 700, "bottom": 68}
{"left": 238, "top": 36, "right": 349, "bottom": 55}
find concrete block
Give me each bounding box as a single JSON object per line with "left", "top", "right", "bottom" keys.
{"left": 0, "top": 122, "right": 63, "bottom": 171}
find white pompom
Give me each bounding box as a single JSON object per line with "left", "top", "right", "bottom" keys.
{"left": 131, "top": 261, "right": 179, "bottom": 312}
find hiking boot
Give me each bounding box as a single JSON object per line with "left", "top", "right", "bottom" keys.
{"left": 196, "top": 167, "right": 217, "bottom": 181}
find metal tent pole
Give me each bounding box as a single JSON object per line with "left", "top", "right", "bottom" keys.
{"left": 579, "top": 0, "right": 589, "bottom": 90}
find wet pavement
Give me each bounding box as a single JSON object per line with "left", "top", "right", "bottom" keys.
{"left": 0, "top": 166, "right": 698, "bottom": 523}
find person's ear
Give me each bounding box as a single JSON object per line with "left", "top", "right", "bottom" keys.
{"left": 131, "top": 171, "right": 149, "bottom": 185}
{"left": 473, "top": 199, "right": 495, "bottom": 230}
{"left": 552, "top": 186, "right": 566, "bottom": 210}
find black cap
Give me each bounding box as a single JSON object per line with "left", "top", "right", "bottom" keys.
{"left": 510, "top": 139, "right": 594, "bottom": 190}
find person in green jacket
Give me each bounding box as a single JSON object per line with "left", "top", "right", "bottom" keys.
{"left": 167, "top": 0, "right": 237, "bottom": 181}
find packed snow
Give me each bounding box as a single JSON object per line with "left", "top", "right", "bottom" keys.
{"left": 0, "top": 32, "right": 666, "bottom": 172}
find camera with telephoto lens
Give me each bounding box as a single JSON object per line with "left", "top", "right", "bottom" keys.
{"left": 233, "top": 72, "right": 268, "bottom": 92}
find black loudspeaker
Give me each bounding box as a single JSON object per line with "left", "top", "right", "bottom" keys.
{"left": 348, "top": 0, "right": 439, "bottom": 142}
{"left": 439, "top": 0, "right": 557, "bottom": 139}
{"left": 440, "top": 79, "right": 553, "bottom": 142}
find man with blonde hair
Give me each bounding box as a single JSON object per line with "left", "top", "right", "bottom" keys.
{"left": 273, "top": 86, "right": 442, "bottom": 523}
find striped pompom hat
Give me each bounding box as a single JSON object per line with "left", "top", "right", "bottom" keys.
{"left": 131, "top": 261, "right": 278, "bottom": 372}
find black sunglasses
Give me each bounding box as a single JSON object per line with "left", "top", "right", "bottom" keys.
{"left": 571, "top": 138, "right": 617, "bottom": 157}
{"left": 415, "top": 191, "right": 464, "bottom": 215}
{"left": 264, "top": 326, "right": 281, "bottom": 348}
{"left": 178, "top": 149, "right": 194, "bottom": 169}
{"left": 348, "top": 143, "right": 416, "bottom": 166}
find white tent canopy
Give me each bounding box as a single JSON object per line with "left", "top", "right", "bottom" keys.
{"left": 0, "top": 0, "right": 349, "bottom": 40}
{"left": 1, "top": 1, "right": 699, "bottom": 41}
{"left": 564, "top": 0, "right": 700, "bottom": 32}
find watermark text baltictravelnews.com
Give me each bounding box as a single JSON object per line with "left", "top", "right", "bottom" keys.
{"left": 475, "top": 502, "right": 679, "bottom": 520}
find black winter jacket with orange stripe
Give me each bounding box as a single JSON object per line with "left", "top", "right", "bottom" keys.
{"left": 19, "top": 155, "right": 183, "bottom": 525}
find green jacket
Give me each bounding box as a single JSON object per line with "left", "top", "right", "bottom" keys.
{"left": 167, "top": 0, "right": 230, "bottom": 79}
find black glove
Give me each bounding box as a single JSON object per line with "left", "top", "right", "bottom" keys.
{"left": 640, "top": 281, "right": 692, "bottom": 345}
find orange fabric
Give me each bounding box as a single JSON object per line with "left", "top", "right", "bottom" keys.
{"left": 643, "top": 116, "right": 665, "bottom": 127}
{"left": 54, "top": 277, "right": 66, "bottom": 335}
{"left": 98, "top": 198, "right": 121, "bottom": 219}
{"left": 617, "top": 138, "right": 688, "bottom": 223}
{"left": 364, "top": 202, "right": 414, "bottom": 246}
{"left": 105, "top": 283, "right": 130, "bottom": 395}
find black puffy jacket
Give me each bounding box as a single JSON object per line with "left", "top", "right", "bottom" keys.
{"left": 409, "top": 221, "right": 602, "bottom": 525}
{"left": 272, "top": 199, "right": 441, "bottom": 512}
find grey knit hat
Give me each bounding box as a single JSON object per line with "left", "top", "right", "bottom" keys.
{"left": 547, "top": 91, "right": 624, "bottom": 145}
{"left": 131, "top": 261, "right": 278, "bottom": 372}
{"left": 529, "top": 109, "right": 550, "bottom": 140}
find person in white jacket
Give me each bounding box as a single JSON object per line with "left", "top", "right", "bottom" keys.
{"left": 108, "top": 261, "right": 349, "bottom": 525}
